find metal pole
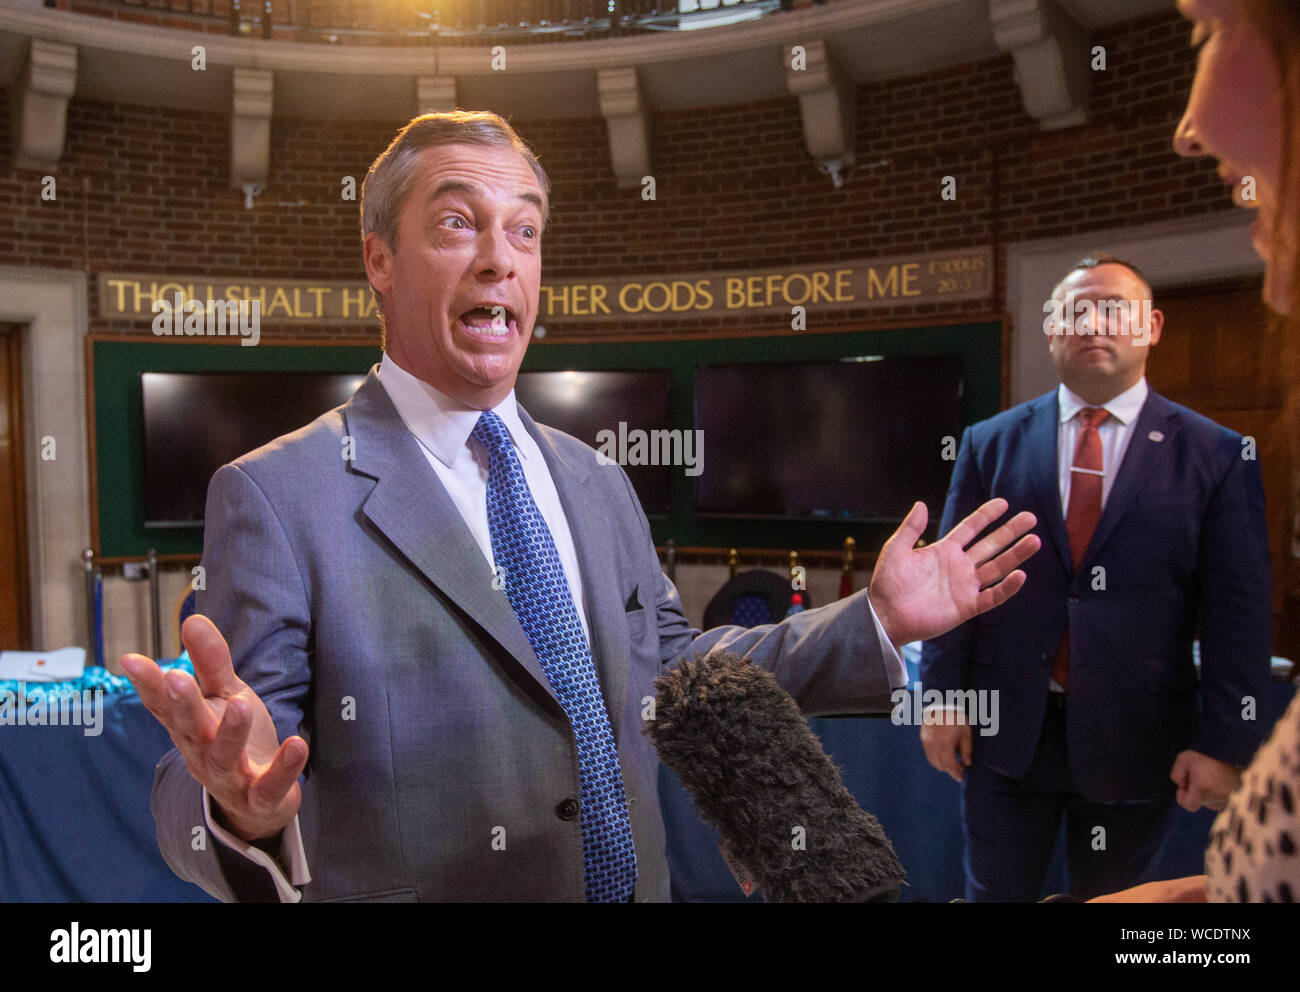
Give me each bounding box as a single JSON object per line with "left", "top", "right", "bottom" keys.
{"left": 148, "top": 548, "right": 162, "bottom": 660}
{"left": 82, "top": 548, "right": 96, "bottom": 654}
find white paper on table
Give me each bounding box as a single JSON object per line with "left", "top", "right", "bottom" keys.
{"left": 0, "top": 647, "right": 87, "bottom": 682}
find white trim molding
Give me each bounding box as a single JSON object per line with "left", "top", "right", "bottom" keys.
{"left": 230, "top": 66, "right": 273, "bottom": 189}
{"left": 597, "top": 66, "right": 650, "bottom": 191}
{"left": 989, "top": 0, "right": 1091, "bottom": 130}
{"left": 786, "top": 38, "right": 855, "bottom": 177}
{"left": 0, "top": 265, "right": 90, "bottom": 652}
{"left": 8, "top": 37, "right": 78, "bottom": 171}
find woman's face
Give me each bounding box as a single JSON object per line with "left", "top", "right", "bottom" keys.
{"left": 1174, "top": 0, "right": 1291, "bottom": 312}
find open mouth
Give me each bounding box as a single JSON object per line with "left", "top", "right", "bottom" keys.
{"left": 457, "top": 304, "right": 517, "bottom": 339}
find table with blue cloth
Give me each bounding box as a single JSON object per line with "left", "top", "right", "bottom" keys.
{"left": 3, "top": 651, "right": 1292, "bottom": 902}
{"left": 0, "top": 657, "right": 216, "bottom": 902}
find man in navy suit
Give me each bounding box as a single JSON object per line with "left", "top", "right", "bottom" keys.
{"left": 920, "top": 254, "right": 1273, "bottom": 902}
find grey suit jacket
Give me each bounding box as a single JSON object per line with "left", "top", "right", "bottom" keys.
{"left": 151, "top": 366, "right": 894, "bottom": 901}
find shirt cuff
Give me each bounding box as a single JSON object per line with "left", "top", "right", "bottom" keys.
{"left": 202, "top": 787, "right": 312, "bottom": 902}
{"left": 866, "top": 597, "right": 908, "bottom": 689}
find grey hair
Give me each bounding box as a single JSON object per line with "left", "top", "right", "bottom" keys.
{"left": 360, "top": 110, "right": 551, "bottom": 317}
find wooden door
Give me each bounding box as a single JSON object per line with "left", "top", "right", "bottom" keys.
{"left": 0, "top": 324, "right": 31, "bottom": 650}
{"left": 1148, "top": 279, "right": 1297, "bottom": 662}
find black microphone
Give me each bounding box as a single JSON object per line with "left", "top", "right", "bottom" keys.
{"left": 646, "top": 651, "right": 907, "bottom": 902}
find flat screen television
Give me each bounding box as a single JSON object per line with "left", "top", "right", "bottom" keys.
{"left": 515, "top": 369, "right": 672, "bottom": 515}
{"left": 693, "top": 355, "right": 963, "bottom": 522}
{"left": 141, "top": 368, "right": 674, "bottom": 528}
{"left": 141, "top": 371, "right": 365, "bottom": 527}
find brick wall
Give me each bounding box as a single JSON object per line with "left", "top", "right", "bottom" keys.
{"left": 0, "top": 8, "right": 1229, "bottom": 342}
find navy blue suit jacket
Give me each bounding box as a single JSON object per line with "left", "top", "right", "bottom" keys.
{"left": 921, "top": 388, "right": 1273, "bottom": 801}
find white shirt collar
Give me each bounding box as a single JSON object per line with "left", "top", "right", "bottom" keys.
{"left": 1058, "top": 376, "right": 1148, "bottom": 427}
{"left": 377, "top": 352, "right": 530, "bottom": 468}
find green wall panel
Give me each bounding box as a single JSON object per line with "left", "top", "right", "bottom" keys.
{"left": 91, "top": 321, "right": 1001, "bottom": 559}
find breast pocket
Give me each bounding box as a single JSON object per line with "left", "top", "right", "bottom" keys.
{"left": 624, "top": 601, "right": 662, "bottom": 711}
{"left": 625, "top": 602, "right": 652, "bottom": 653}
{"left": 1120, "top": 489, "right": 1201, "bottom": 582}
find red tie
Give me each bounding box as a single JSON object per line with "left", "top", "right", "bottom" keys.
{"left": 1052, "top": 407, "right": 1107, "bottom": 691}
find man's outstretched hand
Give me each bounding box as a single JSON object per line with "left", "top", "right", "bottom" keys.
{"left": 120, "top": 613, "right": 307, "bottom": 843}
{"left": 870, "top": 498, "right": 1040, "bottom": 647}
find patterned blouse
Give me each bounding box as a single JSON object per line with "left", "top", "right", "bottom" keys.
{"left": 1206, "top": 689, "right": 1300, "bottom": 902}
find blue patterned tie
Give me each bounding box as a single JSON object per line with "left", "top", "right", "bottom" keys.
{"left": 471, "top": 410, "right": 638, "bottom": 902}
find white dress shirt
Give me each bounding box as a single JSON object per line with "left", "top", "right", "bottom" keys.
{"left": 377, "top": 353, "right": 591, "bottom": 639}
{"left": 205, "top": 354, "right": 907, "bottom": 899}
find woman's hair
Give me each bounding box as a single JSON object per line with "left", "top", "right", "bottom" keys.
{"left": 1240, "top": 0, "right": 1300, "bottom": 321}
{"left": 1239, "top": 2, "right": 1300, "bottom": 608}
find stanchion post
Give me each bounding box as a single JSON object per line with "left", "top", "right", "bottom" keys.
{"left": 82, "top": 548, "right": 96, "bottom": 654}
{"left": 148, "top": 549, "right": 162, "bottom": 661}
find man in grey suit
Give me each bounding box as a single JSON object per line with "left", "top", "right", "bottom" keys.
{"left": 121, "top": 111, "right": 1039, "bottom": 902}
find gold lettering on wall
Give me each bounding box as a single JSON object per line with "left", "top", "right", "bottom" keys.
{"left": 97, "top": 250, "right": 990, "bottom": 328}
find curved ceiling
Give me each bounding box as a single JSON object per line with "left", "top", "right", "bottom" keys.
{"left": 1, "top": 0, "right": 1172, "bottom": 121}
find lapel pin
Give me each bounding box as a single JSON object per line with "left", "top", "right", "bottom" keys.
{"left": 1147, "top": 430, "right": 1165, "bottom": 442}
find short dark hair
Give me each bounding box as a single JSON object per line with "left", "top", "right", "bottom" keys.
{"left": 1070, "top": 252, "right": 1150, "bottom": 288}
{"left": 1054, "top": 252, "right": 1153, "bottom": 299}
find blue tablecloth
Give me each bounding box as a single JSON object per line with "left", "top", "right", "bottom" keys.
{"left": 2, "top": 654, "right": 1292, "bottom": 902}
{"left": 0, "top": 658, "right": 216, "bottom": 902}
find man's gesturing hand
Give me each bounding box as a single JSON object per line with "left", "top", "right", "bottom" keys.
{"left": 119, "top": 613, "right": 308, "bottom": 843}
{"left": 869, "top": 498, "right": 1039, "bottom": 647}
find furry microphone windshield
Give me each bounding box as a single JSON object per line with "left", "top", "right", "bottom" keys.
{"left": 647, "top": 651, "right": 907, "bottom": 902}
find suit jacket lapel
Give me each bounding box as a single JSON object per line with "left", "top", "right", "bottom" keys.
{"left": 521, "top": 407, "right": 633, "bottom": 740}
{"left": 1080, "top": 391, "right": 1180, "bottom": 571}
{"left": 1022, "top": 393, "right": 1072, "bottom": 574}
{"left": 341, "top": 368, "right": 559, "bottom": 708}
